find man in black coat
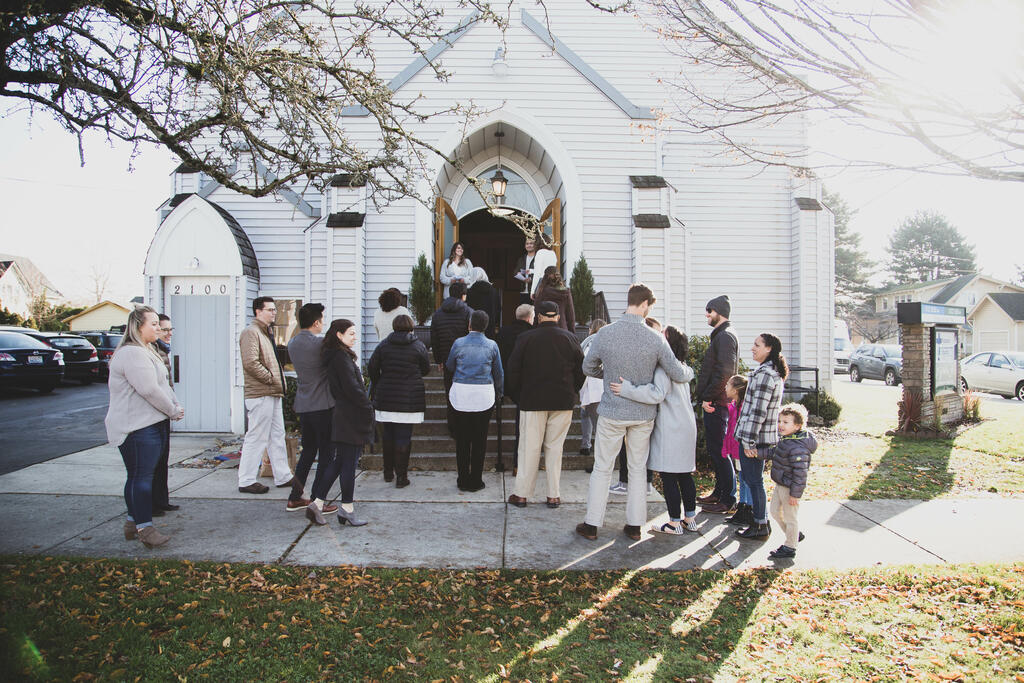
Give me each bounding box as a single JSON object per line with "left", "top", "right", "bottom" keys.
{"left": 430, "top": 280, "right": 471, "bottom": 437}
{"left": 496, "top": 303, "right": 534, "bottom": 468}
{"left": 694, "top": 295, "right": 740, "bottom": 513}
{"left": 505, "top": 300, "right": 585, "bottom": 508}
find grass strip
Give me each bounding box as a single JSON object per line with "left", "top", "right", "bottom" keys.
{"left": 2, "top": 556, "right": 1021, "bottom": 681}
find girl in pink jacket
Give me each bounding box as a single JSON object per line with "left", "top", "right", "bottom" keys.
{"left": 723, "top": 375, "right": 754, "bottom": 527}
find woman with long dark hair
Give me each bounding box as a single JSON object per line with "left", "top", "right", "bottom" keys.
{"left": 105, "top": 306, "right": 183, "bottom": 548}
{"left": 610, "top": 325, "right": 698, "bottom": 534}
{"left": 367, "top": 314, "right": 430, "bottom": 487}
{"left": 307, "top": 319, "right": 373, "bottom": 527}
{"left": 532, "top": 265, "right": 575, "bottom": 332}
{"left": 733, "top": 333, "right": 788, "bottom": 539}
{"left": 439, "top": 241, "right": 473, "bottom": 298}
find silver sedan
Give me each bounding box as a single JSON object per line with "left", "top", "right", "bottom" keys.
{"left": 960, "top": 351, "right": 1024, "bottom": 400}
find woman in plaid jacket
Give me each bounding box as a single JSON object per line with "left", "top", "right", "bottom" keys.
{"left": 733, "top": 333, "right": 788, "bottom": 539}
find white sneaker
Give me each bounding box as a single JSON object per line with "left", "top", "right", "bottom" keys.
{"left": 608, "top": 482, "right": 628, "bottom": 494}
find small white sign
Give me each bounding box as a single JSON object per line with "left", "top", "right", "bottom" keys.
{"left": 165, "top": 277, "right": 231, "bottom": 297}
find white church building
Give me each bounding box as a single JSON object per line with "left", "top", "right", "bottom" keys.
{"left": 143, "top": 2, "right": 835, "bottom": 434}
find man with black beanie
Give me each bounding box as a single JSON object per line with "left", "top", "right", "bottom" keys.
{"left": 695, "top": 295, "right": 740, "bottom": 513}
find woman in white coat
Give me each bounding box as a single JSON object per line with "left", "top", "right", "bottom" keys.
{"left": 439, "top": 241, "right": 474, "bottom": 298}
{"left": 610, "top": 326, "right": 698, "bottom": 534}
{"left": 529, "top": 233, "right": 557, "bottom": 300}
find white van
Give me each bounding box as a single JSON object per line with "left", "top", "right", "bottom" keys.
{"left": 834, "top": 320, "right": 853, "bottom": 374}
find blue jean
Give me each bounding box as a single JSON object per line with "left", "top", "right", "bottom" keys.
{"left": 119, "top": 422, "right": 165, "bottom": 527}
{"left": 739, "top": 448, "right": 770, "bottom": 523}
{"left": 660, "top": 471, "right": 696, "bottom": 521}
{"left": 704, "top": 408, "right": 734, "bottom": 506}
{"left": 737, "top": 469, "right": 753, "bottom": 505}
{"left": 315, "top": 442, "right": 361, "bottom": 503}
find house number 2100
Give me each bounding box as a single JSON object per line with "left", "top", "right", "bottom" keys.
{"left": 172, "top": 284, "right": 228, "bottom": 295}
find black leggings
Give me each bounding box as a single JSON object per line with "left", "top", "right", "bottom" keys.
{"left": 660, "top": 472, "right": 697, "bottom": 521}
{"left": 312, "top": 442, "right": 361, "bottom": 504}
{"left": 380, "top": 422, "right": 413, "bottom": 446}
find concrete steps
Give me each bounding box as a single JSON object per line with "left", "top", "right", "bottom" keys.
{"left": 364, "top": 373, "right": 588, "bottom": 470}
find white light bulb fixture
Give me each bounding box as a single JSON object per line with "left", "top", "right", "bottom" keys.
{"left": 491, "top": 46, "right": 509, "bottom": 78}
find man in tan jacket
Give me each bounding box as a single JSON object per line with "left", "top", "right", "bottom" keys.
{"left": 238, "top": 296, "right": 294, "bottom": 493}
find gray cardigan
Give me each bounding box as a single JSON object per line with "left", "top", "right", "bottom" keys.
{"left": 616, "top": 364, "right": 697, "bottom": 473}
{"left": 581, "top": 314, "right": 688, "bottom": 421}
{"left": 105, "top": 344, "right": 180, "bottom": 446}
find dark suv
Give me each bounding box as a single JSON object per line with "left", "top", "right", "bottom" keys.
{"left": 848, "top": 343, "right": 903, "bottom": 386}
{"left": 79, "top": 331, "right": 124, "bottom": 379}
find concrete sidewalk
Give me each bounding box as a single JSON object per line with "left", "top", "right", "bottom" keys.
{"left": 2, "top": 435, "right": 1022, "bottom": 571}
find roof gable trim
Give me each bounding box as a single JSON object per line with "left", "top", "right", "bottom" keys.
{"left": 521, "top": 9, "right": 655, "bottom": 120}
{"left": 342, "top": 11, "right": 481, "bottom": 117}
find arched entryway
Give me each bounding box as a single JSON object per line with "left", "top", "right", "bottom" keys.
{"left": 459, "top": 208, "right": 531, "bottom": 327}
{"left": 431, "top": 119, "right": 570, "bottom": 314}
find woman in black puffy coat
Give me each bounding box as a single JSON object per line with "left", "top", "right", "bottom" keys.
{"left": 367, "top": 314, "right": 430, "bottom": 488}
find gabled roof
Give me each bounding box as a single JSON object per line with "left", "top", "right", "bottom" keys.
{"left": 875, "top": 276, "right": 958, "bottom": 296}
{"left": 0, "top": 253, "right": 62, "bottom": 298}
{"left": 62, "top": 300, "right": 131, "bottom": 323}
{"left": 165, "top": 195, "right": 260, "bottom": 279}
{"left": 987, "top": 293, "right": 1024, "bottom": 322}
{"left": 930, "top": 273, "right": 976, "bottom": 304}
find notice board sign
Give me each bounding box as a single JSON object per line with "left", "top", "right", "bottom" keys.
{"left": 932, "top": 328, "right": 959, "bottom": 396}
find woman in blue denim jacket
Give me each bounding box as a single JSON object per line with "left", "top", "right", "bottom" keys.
{"left": 446, "top": 310, "right": 504, "bottom": 491}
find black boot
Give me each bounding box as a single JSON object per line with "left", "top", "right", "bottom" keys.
{"left": 726, "top": 503, "right": 753, "bottom": 526}
{"left": 381, "top": 440, "right": 395, "bottom": 483}
{"left": 394, "top": 443, "right": 411, "bottom": 488}
{"left": 736, "top": 521, "right": 771, "bottom": 539}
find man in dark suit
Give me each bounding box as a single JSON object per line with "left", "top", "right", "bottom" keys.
{"left": 285, "top": 303, "right": 338, "bottom": 515}
{"left": 505, "top": 300, "right": 585, "bottom": 508}
{"left": 496, "top": 303, "right": 534, "bottom": 469}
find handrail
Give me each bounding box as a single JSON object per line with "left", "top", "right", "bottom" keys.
{"left": 786, "top": 365, "right": 820, "bottom": 415}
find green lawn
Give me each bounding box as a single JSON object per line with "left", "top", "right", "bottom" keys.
{"left": 797, "top": 382, "right": 1024, "bottom": 500}
{"left": 1, "top": 556, "right": 1021, "bottom": 681}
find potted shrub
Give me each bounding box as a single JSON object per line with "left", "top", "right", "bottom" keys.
{"left": 569, "top": 255, "right": 595, "bottom": 339}
{"left": 409, "top": 252, "right": 434, "bottom": 348}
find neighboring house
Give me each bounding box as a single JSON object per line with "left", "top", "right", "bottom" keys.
{"left": 141, "top": 1, "right": 835, "bottom": 434}
{"left": 0, "top": 254, "right": 63, "bottom": 319}
{"left": 862, "top": 274, "right": 1024, "bottom": 351}
{"left": 62, "top": 300, "right": 131, "bottom": 332}
{"left": 968, "top": 294, "right": 1024, "bottom": 353}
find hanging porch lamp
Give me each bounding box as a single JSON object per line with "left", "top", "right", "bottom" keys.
{"left": 491, "top": 129, "right": 507, "bottom": 199}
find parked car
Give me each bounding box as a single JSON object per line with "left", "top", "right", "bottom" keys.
{"left": 0, "top": 330, "right": 64, "bottom": 393}
{"left": 848, "top": 343, "right": 903, "bottom": 386}
{"left": 78, "top": 331, "right": 124, "bottom": 379}
{"left": 960, "top": 351, "right": 1024, "bottom": 401}
{"left": 834, "top": 336, "right": 853, "bottom": 374}
{"left": 0, "top": 327, "right": 100, "bottom": 384}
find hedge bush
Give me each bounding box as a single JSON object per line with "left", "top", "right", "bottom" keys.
{"left": 799, "top": 390, "right": 842, "bottom": 425}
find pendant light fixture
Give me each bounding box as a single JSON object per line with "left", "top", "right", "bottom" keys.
{"left": 491, "top": 128, "right": 507, "bottom": 199}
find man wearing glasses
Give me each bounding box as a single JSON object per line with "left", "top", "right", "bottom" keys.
{"left": 151, "top": 314, "right": 179, "bottom": 515}
{"left": 238, "top": 296, "right": 294, "bottom": 494}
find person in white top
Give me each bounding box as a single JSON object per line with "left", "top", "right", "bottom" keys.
{"left": 105, "top": 305, "right": 184, "bottom": 549}
{"left": 530, "top": 233, "right": 557, "bottom": 300}
{"left": 373, "top": 287, "right": 412, "bottom": 342}
{"left": 439, "top": 241, "right": 474, "bottom": 298}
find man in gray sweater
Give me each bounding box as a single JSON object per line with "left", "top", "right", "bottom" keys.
{"left": 576, "top": 283, "right": 688, "bottom": 541}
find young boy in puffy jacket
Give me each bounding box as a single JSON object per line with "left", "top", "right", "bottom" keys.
{"left": 768, "top": 403, "right": 817, "bottom": 559}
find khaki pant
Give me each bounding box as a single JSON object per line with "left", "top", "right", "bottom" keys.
{"left": 514, "top": 410, "right": 573, "bottom": 499}
{"left": 769, "top": 484, "right": 801, "bottom": 548}
{"left": 585, "top": 416, "right": 655, "bottom": 527}
{"left": 239, "top": 396, "right": 293, "bottom": 487}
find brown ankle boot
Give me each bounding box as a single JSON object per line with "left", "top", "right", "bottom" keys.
{"left": 138, "top": 526, "right": 170, "bottom": 548}
{"left": 394, "top": 443, "right": 411, "bottom": 488}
